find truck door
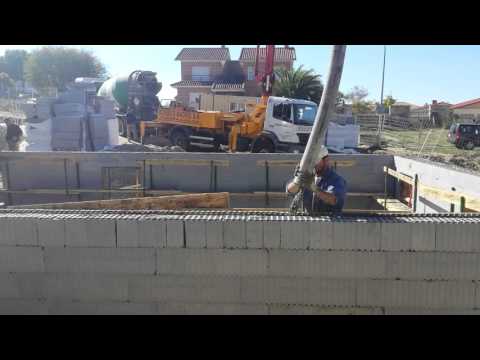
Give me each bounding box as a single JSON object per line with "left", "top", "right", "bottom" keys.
{"left": 265, "top": 100, "right": 297, "bottom": 143}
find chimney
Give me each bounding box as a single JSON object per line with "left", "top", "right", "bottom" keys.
{"left": 432, "top": 100, "right": 437, "bottom": 104}
{"left": 221, "top": 45, "right": 226, "bottom": 48}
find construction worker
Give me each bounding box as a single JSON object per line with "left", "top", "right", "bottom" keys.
{"left": 126, "top": 111, "right": 139, "bottom": 141}
{"left": 4, "top": 118, "right": 23, "bottom": 151}
{"left": 286, "top": 146, "right": 347, "bottom": 214}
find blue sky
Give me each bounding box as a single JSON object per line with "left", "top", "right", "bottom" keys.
{"left": 1, "top": 45, "right": 479, "bottom": 106}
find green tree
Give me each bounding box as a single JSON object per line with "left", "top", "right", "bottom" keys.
{"left": 344, "top": 86, "right": 374, "bottom": 114}
{"left": 383, "top": 95, "right": 396, "bottom": 108}
{"left": 273, "top": 65, "right": 323, "bottom": 104}
{"left": 24, "top": 46, "right": 107, "bottom": 92}
{"left": 0, "top": 50, "right": 29, "bottom": 83}
{"left": 0, "top": 72, "right": 14, "bottom": 94}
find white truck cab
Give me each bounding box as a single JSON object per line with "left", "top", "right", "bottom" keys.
{"left": 260, "top": 96, "right": 318, "bottom": 152}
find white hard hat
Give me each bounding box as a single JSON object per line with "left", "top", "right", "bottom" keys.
{"left": 313, "top": 146, "right": 329, "bottom": 164}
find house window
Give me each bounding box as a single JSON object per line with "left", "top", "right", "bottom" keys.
{"left": 230, "top": 103, "right": 245, "bottom": 112}
{"left": 192, "top": 66, "right": 210, "bottom": 81}
{"left": 247, "top": 66, "right": 255, "bottom": 81}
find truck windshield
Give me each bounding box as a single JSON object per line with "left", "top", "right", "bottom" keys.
{"left": 293, "top": 104, "right": 317, "bottom": 125}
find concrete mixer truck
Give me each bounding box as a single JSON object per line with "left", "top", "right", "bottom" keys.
{"left": 97, "top": 70, "right": 162, "bottom": 138}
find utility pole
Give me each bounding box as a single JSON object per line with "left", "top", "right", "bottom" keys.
{"left": 380, "top": 45, "right": 386, "bottom": 108}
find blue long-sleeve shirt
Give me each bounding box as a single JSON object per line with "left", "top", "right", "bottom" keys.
{"left": 288, "top": 167, "right": 347, "bottom": 214}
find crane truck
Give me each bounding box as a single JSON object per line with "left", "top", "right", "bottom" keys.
{"left": 139, "top": 46, "right": 319, "bottom": 153}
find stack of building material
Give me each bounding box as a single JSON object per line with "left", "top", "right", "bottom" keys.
{"left": 86, "top": 114, "right": 119, "bottom": 151}
{"left": 326, "top": 123, "right": 360, "bottom": 149}
{"left": 51, "top": 103, "right": 85, "bottom": 151}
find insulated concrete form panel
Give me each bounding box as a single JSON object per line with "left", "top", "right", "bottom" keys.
{"left": 166, "top": 219, "right": 184, "bottom": 248}
{"left": 384, "top": 308, "right": 480, "bottom": 315}
{"left": 435, "top": 223, "right": 479, "bottom": 252}
{"left": 185, "top": 220, "right": 206, "bottom": 248}
{"left": 357, "top": 279, "right": 475, "bottom": 309}
{"left": 65, "top": 219, "right": 116, "bottom": 247}
{"left": 45, "top": 273, "right": 128, "bottom": 302}
{"left": 37, "top": 219, "right": 65, "bottom": 247}
{"left": 0, "top": 218, "right": 14, "bottom": 245}
{"left": 156, "top": 248, "right": 267, "bottom": 276}
{"left": 127, "top": 275, "right": 242, "bottom": 303}
{"left": 280, "top": 221, "right": 309, "bottom": 249}
{"left": 44, "top": 247, "right": 156, "bottom": 274}
{"left": 332, "top": 220, "right": 381, "bottom": 250}
{"left": 223, "top": 221, "right": 246, "bottom": 248}
{"left": 47, "top": 301, "right": 158, "bottom": 315}
{"left": 240, "top": 277, "right": 356, "bottom": 306}
{"left": 267, "top": 250, "right": 386, "bottom": 279}
{"left": 0, "top": 247, "right": 44, "bottom": 273}
{"left": 205, "top": 220, "right": 223, "bottom": 248}
{"left": 0, "top": 152, "right": 394, "bottom": 203}
{"left": 411, "top": 223, "right": 436, "bottom": 251}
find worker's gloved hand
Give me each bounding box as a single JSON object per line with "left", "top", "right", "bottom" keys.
{"left": 295, "top": 170, "right": 314, "bottom": 188}
{"left": 308, "top": 180, "right": 319, "bottom": 193}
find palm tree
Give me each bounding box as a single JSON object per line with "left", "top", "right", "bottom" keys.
{"left": 273, "top": 66, "right": 323, "bottom": 104}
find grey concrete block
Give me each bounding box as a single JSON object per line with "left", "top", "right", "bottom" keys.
{"left": 156, "top": 248, "right": 267, "bottom": 276}
{"left": 263, "top": 221, "right": 281, "bottom": 249}
{"left": 47, "top": 300, "right": 157, "bottom": 315}
{"left": 180, "top": 302, "right": 268, "bottom": 315}
{"left": 381, "top": 223, "right": 412, "bottom": 251}
{"left": 268, "top": 250, "right": 385, "bottom": 279}
{"left": 11, "top": 218, "right": 38, "bottom": 246}
{"left": 280, "top": 221, "right": 308, "bottom": 250}
{"left": 386, "top": 252, "right": 436, "bottom": 280}
{"left": 166, "top": 220, "right": 184, "bottom": 248}
{"left": 268, "top": 304, "right": 383, "bottom": 315}
{"left": 45, "top": 273, "right": 128, "bottom": 301}
{"left": 333, "top": 221, "right": 381, "bottom": 250}
{"left": 0, "top": 273, "right": 46, "bottom": 299}
{"left": 205, "top": 221, "right": 223, "bottom": 249}
{"left": 139, "top": 219, "right": 166, "bottom": 248}
{"left": 37, "top": 219, "right": 65, "bottom": 247}
{"left": 411, "top": 223, "right": 435, "bottom": 251}
{"left": 65, "top": 219, "right": 116, "bottom": 247}
{"left": 0, "top": 299, "right": 48, "bottom": 315}
{"left": 436, "top": 223, "right": 478, "bottom": 252}
{"left": 0, "top": 218, "right": 14, "bottom": 245}
{"left": 240, "top": 277, "right": 356, "bottom": 306}
{"left": 116, "top": 219, "right": 139, "bottom": 247}
{"left": 246, "top": 221, "right": 263, "bottom": 249}
{"left": 357, "top": 279, "right": 475, "bottom": 309}
{"left": 185, "top": 221, "right": 206, "bottom": 248}
{"left": 308, "top": 221, "right": 333, "bottom": 250}
{"left": 435, "top": 252, "right": 480, "bottom": 281}
{"left": 224, "top": 221, "right": 246, "bottom": 249}
{"left": 44, "top": 247, "right": 156, "bottom": 274}
{"left": 128, "top": 275, "right": 242, "bottom": 303}
{"left": 0, "top": 247, "right": 44, "bottom": 273}
{"left": 384, "top": 307, "right": 480, "bottom": 315}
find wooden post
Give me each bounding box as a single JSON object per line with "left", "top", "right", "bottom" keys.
{"left": 384, "top": 167, "right": 388, "bottom": 209}
{"left": 450, "top": 203, "right": 455, "bottom": 213}
{"left": 412, "top": 174, "right": 419, "bottom": 213}
{"left": 460, "top": 196, "right": 466, "bottom": 213}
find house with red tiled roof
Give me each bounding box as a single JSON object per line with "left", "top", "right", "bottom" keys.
{"left": 450, "top": 98, "right": 480, "bottom": 118}
{"left": 172, "top": 46, "right": 296, "bottom": 109}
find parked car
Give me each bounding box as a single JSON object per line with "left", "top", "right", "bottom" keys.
{"left": 448, "top": 123, "right": 480, "bottom": 150}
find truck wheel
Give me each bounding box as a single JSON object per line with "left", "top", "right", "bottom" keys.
{"left": 464, "top": 140, "right": 475, "bottom": 150}
{"left": 170, "top": 130, "right": 189, "bottom": 150}
{"left": 252, "top": 138, "right": 274, "bottom": 153}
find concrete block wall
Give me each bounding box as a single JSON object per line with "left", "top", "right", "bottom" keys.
{"left": 0, "top": 212, "right": 480, "bottom": 314}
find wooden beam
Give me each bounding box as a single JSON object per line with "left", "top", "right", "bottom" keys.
{"left": 11, "top": 192, "right": 230, "bottom": 210}
{"left": 141, "top": 159, "right": 229, "bottom": 167}
{"left": 383, "top": 166, "right": 414, "bottom": 186}
{"left": 418, "top": 184, "right": 480, "bottom": 212}
{"left": 256, "top": 160, "right": 356, "bottom": 167}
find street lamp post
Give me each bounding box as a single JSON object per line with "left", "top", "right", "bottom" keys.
{"left": 380, "top": 45, "right": 386, "bottom": 109}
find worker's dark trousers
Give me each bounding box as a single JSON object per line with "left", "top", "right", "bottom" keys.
{"left": 7, "top": 141, "right": 20, "bottom": 151}
{"left": 128, "top": 124, "right": 139, "bottom": 141}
